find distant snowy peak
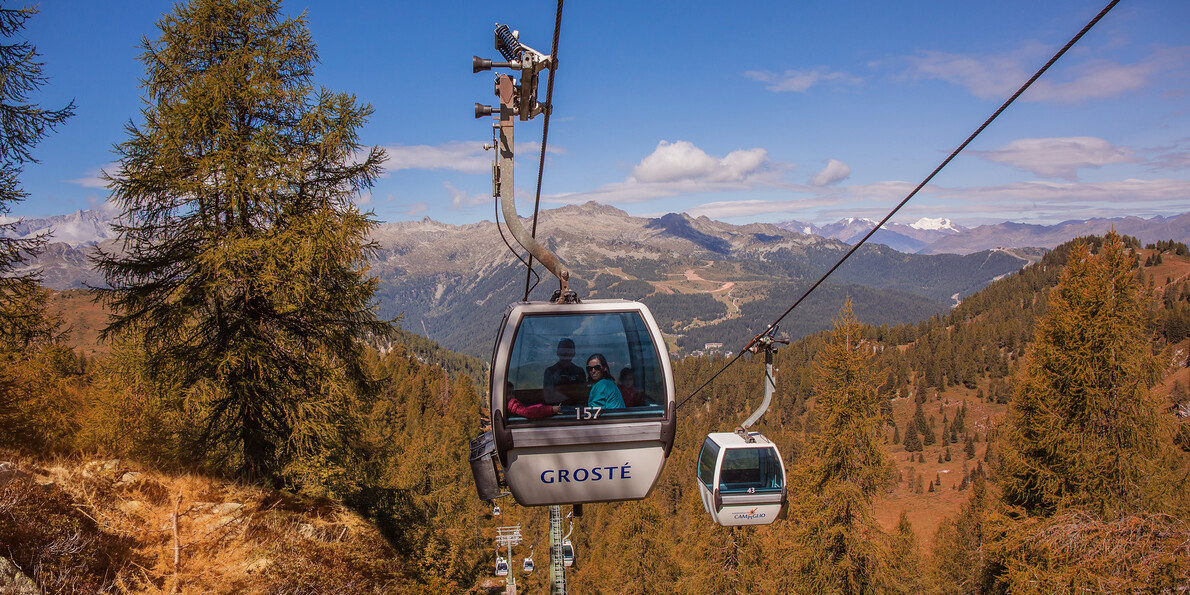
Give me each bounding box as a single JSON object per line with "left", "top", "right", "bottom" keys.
{"left": 0, "top": 205, "right": 119, "bottom": 247}
{"left": 775, "top": 219, "right": 819, "bottom": 236}
{"left": 909, "top": 217, "right": 964, "bottom": 233}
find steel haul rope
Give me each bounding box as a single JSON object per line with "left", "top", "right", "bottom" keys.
{"left": 678, "top": 0, "right": 1121, "bottom": 410}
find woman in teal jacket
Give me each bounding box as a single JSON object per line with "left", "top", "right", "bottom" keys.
{"left": 585, "top": 354, "right": 625, "bottom": 409}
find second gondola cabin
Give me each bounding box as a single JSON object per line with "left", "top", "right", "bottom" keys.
{"left": 562, "top": 539, "right": 575, "bottom": 567}
{"left": 697, "top": 432, "right": 787, "bottom": 526}
{"left": 489, "top": 299, "right": 676, "bottom": 506}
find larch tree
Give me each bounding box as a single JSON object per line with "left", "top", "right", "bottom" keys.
{"left": 94, "top": 0, "right": 391, "bottom": 483}
{"left": 998, "top": 232, "right": 1178, "bottom": 519}
{"left": 791, "top": 299, "right": 895, "bottom": 593}
{"left": 0, "top": 5, "right": 73, "bottom": 350}
{"left": 886, "top": 512, "right": 928, "bottom": 595}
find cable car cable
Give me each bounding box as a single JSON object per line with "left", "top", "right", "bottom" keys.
{"left": 522, "top": 0, "right": 565, "bottom": 301}
{"left": 676, "top": 0, "right": 1121, "bottom": 411}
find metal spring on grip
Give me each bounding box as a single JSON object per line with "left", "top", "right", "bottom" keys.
{"left": 495, "top": 24, "right": 523, "bottom": 61}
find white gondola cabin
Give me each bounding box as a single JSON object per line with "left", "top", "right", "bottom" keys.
{"left": 494, "top": 555, "right": 509, "bottom": 577}
{"left": 489, "top": 299, "right": 676, "bottom": 506}
{"left": 561, "top": 539, "right": 575, "bottom": 567}
{"left": 697, "top": 431, "right": 786, "bottom": 526}
{"left": 523, "top": 556, "right": 534, "bottom": 573}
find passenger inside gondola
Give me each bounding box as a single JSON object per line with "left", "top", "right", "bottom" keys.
{"left": 542, "top": 338, "right": 585, "bottom": 406}
{"left": 618, "top": 366, "right": 651, "bottom": 407}
{"left": 502, "top": 311, "right": 667, "bottom": 422}
{"left": 585, "top": 354, "right": 625, "bottom": 409}
{"left": 506, "top": 382, "right": 561, "bottom": 418}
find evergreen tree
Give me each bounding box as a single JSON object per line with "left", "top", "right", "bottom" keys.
{"left": 94, "top": 0, "right": 391, "bottom": 483}
{"left": 791, "top": 300, "right": 893, "bottom": 593}
{"left": 886, "top": 512, "right": 928, "bottom": 594}
{"left": 999, "top": 233, "right": 1178, "bottom": 518}
{"left": 915, "top": 401, "right": 937, "bottom": 446}
{"left": 933, "top": 475, "right": 998, "bottom": 594}
{"left": 903, "top": 422, "right": 922, "bottom": 452}
{"left": 0, "top": 6, "right": 73, "bottom": 350}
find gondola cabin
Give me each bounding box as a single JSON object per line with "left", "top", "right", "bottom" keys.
{"left": 523, "top": 556, "right": 534, "bottom": 573}
{"left": 697, "top": 432, "right": 787, "bottom": 526}
{"left": 561, "top": 539, "right": 575, "bottom": 567}
{"left": 494, "top": 555, "right": 509, "bottom": 577}
{"left": 490, "top": 300, "right": 676, "bottom": 506}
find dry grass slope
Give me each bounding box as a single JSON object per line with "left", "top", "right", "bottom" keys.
{"left": 0, "top": 452, "right": 425, "bottom": 594}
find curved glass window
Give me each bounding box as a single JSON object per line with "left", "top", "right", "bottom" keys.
{"left": 504, "top": 311, "right": 666, "bottom": 422}
{"left": 697, "top": 439, "right": 720, "bottom": 488}
{"left": 718, "top": 447, "right": 784, "bottom": 493}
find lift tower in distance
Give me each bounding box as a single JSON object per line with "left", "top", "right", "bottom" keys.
{"left": 495, "top": 525, "right": 523, "bottom": 595}
{"left": 473, "top": 23, "right": 570, "bottom": 595}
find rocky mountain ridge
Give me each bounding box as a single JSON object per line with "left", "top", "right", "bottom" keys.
{"left": 25, "top": 201, "right": 1189, "bottom": 357}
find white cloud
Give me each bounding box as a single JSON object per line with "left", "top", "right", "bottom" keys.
{"left": 445, "top": 181, "right": 489, "bottom": 208}
{"left": 683, "top": 177, "right": 1190, "bottom": 226}
{"left": 906, "top": 45, "right": 1188, "bottom": 103}
{"left": 546, "top": 141, "right": 788, "bottom": 205}
{"left": 400, "top": 202, "right": 427, "bottom": 216}
{"left": 810, "top": 159, "right": 851, "bottom": 186}
{"left": 629, "top": 141, "right": 769, "bottom": 184}
{"left": 938, "top": 178, "right": 1190, "bottom": 204}
{"left": 383, "top": 141, "right": 491, "bottom": 174}
{"left": 846, "top": 181, "right": 922, "bottom": 201}
{"left": 1145, "top": 138, "right": 1190, "bottom": 172}
{"left": 684, "top": 197, "right": 842, "bottom": 219}
{"left": 974, "top": 137, "right": 1138, "bottom": 180}
{"left": 744, "top": 68, "right": 863, "bottom": 93}
{"left": 906, "top": 48, "right": 1035, "bottom": 99}
{"left": 66, "top": 163, "right": 118, "bottom": 188}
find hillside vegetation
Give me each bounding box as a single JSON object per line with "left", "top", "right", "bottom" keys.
{"left": 367, "top": 204, "right": 1039, "bottom": 358}
{"left": 3, "top": 0, "right": 1188, "bottom": 591}
{"left": 4, "top": 234, "right": 1186, "bottom": 593}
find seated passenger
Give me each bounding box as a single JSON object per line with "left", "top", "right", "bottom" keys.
{"left": 543, "top": 338, "right": 585, "bottom": 406}
{"left": 508, "top": 397, "right": 561, "bottom": 419}
{"left": 618, "top": 366, "right": 641, "bottom": 407}
{"left": 505, "top": 382, "right": 560, "bottom": 419}
{"left": 585, "top": 354, "right": 625, "bottom": 409}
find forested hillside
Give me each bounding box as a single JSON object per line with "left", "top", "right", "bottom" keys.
{"left": 8, "top": 234, "right": 1187, "bottom": 593}
{"left": 3, "top": 0, "right": 1188, "bottom": 592}
{"left": 367, "top": 207, "right": 1039, "bottom": 359}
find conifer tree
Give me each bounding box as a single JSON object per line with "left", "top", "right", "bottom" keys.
{"left": 94, "top": 0, "right": 391, "bottom": 483}
{"left": 999, "top": 232, "right": 1177, "bottom": 518}
{"left": 933, "top": 475, "right": 998, "bottom": 594}
{"left": 886, "top": 511, "right": 927, "bottom": 594}
{"left": 791, "top": 299, "right": 893, "bottom": 592}
{"left": 903, "top": 422, "right": 922, "bottom": 452}
{"left": 915, "top": 401, "right": 937, "bottom": 446}
{"left": 0, "top": 6, "right": 73, "bottom": 350}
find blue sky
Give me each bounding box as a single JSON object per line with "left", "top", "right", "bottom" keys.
{"left": 10, "top": 0, "right": 1190, "bottom": 228}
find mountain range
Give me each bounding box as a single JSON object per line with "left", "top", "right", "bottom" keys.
{"left": 777, "top": 213, "right": 1190, "bottom": 255}
{"left": 13, "top": 205, "right": 1187, "bottom": 256}
{"left": 25, "top": 202, "right": 1069, "bottom": 357}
